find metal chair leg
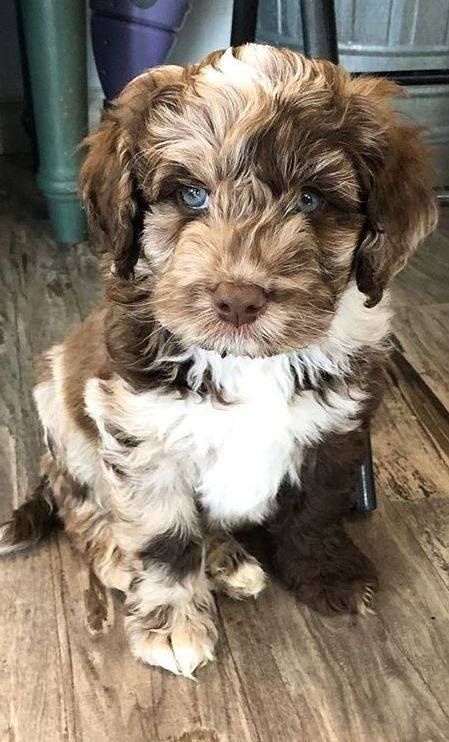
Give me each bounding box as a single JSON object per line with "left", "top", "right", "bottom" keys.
{"left": 300, "top": 0, "right": 339, "bottom": 63}
{"left": 355, "top": 434, "right": 377, "bottom": 512}
{"left": 231, "top": 0, "right": 259, "bottom": 46}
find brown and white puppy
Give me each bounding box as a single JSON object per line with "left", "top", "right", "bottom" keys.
{"left": 0, "top": 45, "right": 437, "bottom": 677}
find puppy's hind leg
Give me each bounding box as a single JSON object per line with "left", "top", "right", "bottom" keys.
{"left": 46, "top": 457, "right": 132, "bottom": 593}
{"left": 0, "top": 452, "right": 127, "bottom": 597}
{"left": 0, "top": 468, "right": 58, "bottom": 556}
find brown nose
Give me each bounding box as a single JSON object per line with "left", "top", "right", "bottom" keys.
{"left": 213, "top": 282, "right": 267, "bottom": 327}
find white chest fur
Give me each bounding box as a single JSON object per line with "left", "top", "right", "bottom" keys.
{"left": 85, "top": 285, "right": 391, "bottom": 527}
{"left": 188, "top": 354, "right": 301, "bottom": 524}
{"left": 86, "top": 350, "right": 363, "bottom": 527}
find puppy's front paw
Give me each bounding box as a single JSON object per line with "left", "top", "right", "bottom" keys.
{"left": 125, "top": 603, "right": 218, "bottom": 678}
{"left": 206, "top": 537, "right": 267, "bottom": 600}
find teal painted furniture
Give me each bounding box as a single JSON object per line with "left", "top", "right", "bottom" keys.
{"left": 18, "top": 0, "right": 88, "bottom": 244}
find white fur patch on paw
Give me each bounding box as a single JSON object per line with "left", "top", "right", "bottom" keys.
{"left": 213, "top": 560, "right": 267, "bottom": 600}
{"left": 126, "top": 616, "right": 217, "bottom": 679}
{"left": 136, "top": 632, "right": 180, "bottom": 676}
{"left": 170, "top": 621, "right": 216, "bottom": 678}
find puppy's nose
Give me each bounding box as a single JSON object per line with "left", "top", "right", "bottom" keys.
{"left": 213, "top": 282, "right": 267, "bottom": 327}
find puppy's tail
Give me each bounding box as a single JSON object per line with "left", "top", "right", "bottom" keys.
{"left": 0, "top": 475, "right": 59, "bottom": 556}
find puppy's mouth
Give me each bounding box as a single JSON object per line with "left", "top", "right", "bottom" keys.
{"left": 195, "top": 317, "right": 278, "bottom": 358}
{"left": 215, "top": 321, "right": 257, "bottom": 340}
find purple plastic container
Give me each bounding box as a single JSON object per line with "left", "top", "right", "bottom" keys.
{"left": 90, "top": 0, "right": 191, "bottom": 100}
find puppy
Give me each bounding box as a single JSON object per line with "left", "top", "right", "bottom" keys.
{"left": 0, "top": 45, "right": 437, "bottom": 677}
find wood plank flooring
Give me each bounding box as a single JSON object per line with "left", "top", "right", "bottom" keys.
{"left": 0, "top": 156, "right": 448, "bottom": 742}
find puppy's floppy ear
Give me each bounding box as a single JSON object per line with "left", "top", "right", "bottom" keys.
{"left": 80, "top": 66, "right": 183, "bottom": 278}
{"left": 347, "top": 77, "right": 438, "bottom": 307}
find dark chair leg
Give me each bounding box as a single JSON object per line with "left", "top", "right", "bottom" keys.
{"left": 231, "top": 0, "right": 259, "bottom": 46}
{"left": 300, "top": 0, "right": 339, "bottom": 63}
{"left": 355, "top": 433, "right": 377, "bottom": 512}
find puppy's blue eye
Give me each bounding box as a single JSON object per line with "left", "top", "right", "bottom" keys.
{"left": 179, "top": 185, "right": 209, "bottom": 210}
{"left": 297, "top": 189, "right": 321, "bottom": 213}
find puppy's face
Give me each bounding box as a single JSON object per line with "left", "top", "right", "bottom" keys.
{"left": 81, "top": 45, "right": 437, "bottom": 358}
{"left": 143, "top": 60, "right": 364, "bottom": 357}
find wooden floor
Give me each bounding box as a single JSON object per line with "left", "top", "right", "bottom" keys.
{"left": 1, "top": 157, "right": 449, "bottom": 742}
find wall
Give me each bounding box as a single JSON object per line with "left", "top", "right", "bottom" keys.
{"left": 167, "top": 0, "right": 233, "bottom": 65}
{"left": 0, "top": 0, "right": 27, "bottom": 153}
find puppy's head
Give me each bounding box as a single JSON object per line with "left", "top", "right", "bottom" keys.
{"left": 81, "top": 45, "right": 437, "bottom": 357}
